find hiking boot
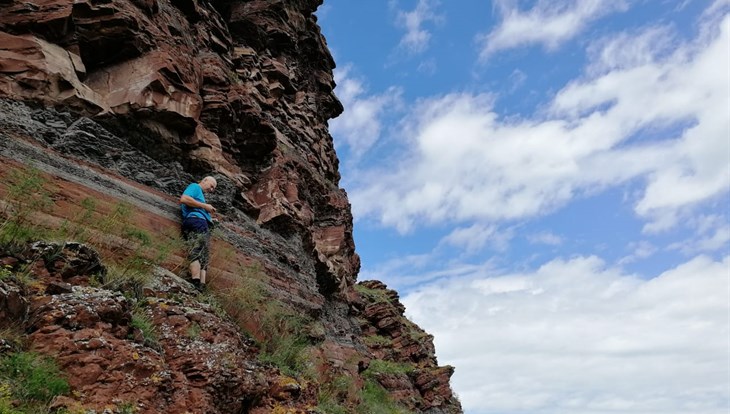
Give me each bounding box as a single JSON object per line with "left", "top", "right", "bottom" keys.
{"left": 191, "top": 278, "right": 202, "bottom": 291}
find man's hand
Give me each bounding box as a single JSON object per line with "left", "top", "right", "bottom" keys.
{"left": 180, "top": 195, "right": 216, "bottom": 214}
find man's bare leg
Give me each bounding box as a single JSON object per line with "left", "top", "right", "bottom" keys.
{"left": 189, "top": 260, "right": 201, "bottom": 280}
{"left": 200, "top": 269, "right": 207, "bottom": 285}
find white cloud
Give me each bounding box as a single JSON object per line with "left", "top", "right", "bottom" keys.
{"left": 706, "top": 0, "right": 730, "bottom": 17}
{"left": 329, "top": 66, "right": 402, "bottom": 157}
{"left": 585, "top": 25, "right": 676, "bottom": 75}
{"left": 528, "top": 231, "right": 563, "bottom": 246}
{"left": 478, "top": 0, "right": 630, "bottom": 58}
{"left": 508, "top": 68, "right": 527, "bottom": 92}
{"left": 618, "top": 240, "right": 657, "bottom": 265}
{"left": 416, "top": 58, "right": 437, "bottom": 75}
{"left": 403, "top": 255, "right": 730, "bottom": 414}
{"left": 360, "top": 254, "right": 499, "bottom": 292}
{"left": 668, "top": 214, "right": 730, "bottom": 254}
{"left": 348, "top": 13, "right": 730, "bottom": 234}
{"left": 395, "top": 0, "right": 442, "bottom": 54}
{"left": 440, "top": 223, "right": 513, "bottom": 254}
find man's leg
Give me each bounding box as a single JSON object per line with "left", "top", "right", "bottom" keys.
{"left": 199, "top": 229, "right": 210, "bottom": 286}
{"left": 189, "top": 260, "right": 201, "bottom": 281}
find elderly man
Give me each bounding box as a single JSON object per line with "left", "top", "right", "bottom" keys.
{"left": 179, "top": 176, "right": 217, "bottom": 289}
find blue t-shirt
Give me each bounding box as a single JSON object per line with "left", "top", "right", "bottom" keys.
{"left": 181, "top": 183, "right": 212, "bottom": 222}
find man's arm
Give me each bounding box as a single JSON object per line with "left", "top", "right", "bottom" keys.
{"left": 179, "top": 195, "right": 216, "bottom": 213}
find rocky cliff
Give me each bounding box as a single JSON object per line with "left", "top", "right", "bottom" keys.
{"left": 0, "top": 1, "right": 462, "bottom": 413}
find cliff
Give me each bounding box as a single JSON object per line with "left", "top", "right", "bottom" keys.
{"left": 0, "top": 1, "right": 463, "bottom": 413}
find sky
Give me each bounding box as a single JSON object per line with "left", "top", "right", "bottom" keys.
{"left": 315, "top": 1, "right": 730, "bottom": 413}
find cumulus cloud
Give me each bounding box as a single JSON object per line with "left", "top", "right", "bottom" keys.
{"left": 394, "top": 0, "right": 442, "bottom": 54}
{"left": 328, "top": 66, "right": 402, "bottom": 158}
{"left": 440, "top": 223, "right": 513, "bottom": 254}
{"left": 403, "top": 255, "right": 730, "bottom": 414}
{"left": 478, "top": 0, "right": 630, "bottom": 58}
{"left": 348, "top": 13, "right": 730, "bottom": 233}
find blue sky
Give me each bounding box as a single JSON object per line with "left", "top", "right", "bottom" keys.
{"left": 316, "top": 1, "right": 729, "bottom": 413}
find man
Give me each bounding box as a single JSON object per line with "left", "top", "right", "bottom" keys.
{"left": 179, "top": 176, "right": 217, "bottom": 289}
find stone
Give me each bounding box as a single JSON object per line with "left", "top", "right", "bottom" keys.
{"left": 0, "top": 281, "right": 28, "bottom": 326}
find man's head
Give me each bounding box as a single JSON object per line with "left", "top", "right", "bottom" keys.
{"left": 200, "top": 176, "right": 217, "bottom": 192}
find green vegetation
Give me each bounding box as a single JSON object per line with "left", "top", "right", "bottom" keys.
{"left": 0, "top": 325, "right": 27, "bottom": 354}
{"left": 357, "top": 379, "right": 409, "bottom": 414}
{"left": 362, "top": 334, "right": 393, "bottom": 348}
{"left": 117, "top": 401, "right": 137, "bottom": 414}
{"left": 256, "top": 304, "right": 312, "bottom": 377}
{"left": 315, "top": 362, "right": 413, "bottom": 414}
{"left": 216, "top": 265, "right": 314, "bottom": 377}
{"left": 316, "top": 374, "right": 354, "bottom": 414}
{"left": 316, "top": 399, "right": 349, "bottom": 414}
{"left": 0, "top": 352, "right": 69, "bottom": 410}
{"left": 130, "top": 309, "right": 159, "bottom": 348}
{"left": 354, "top": 284, "right": 392, "bottom": 304}
{"left": 0, "top": 166, "right": 187, "bottom": 299}
{"left": 0, "top": 265, "right": 11, "bottom": 281}
{"left": 0, "top": 166, "right": 53, "bottom": 248}
{"left": 364, "top": 359, "right": 415, "bottom": 378}
{"left": 186, "top": 322, "right": 202, "bottom": 339}
{"left": 357, "top": 359, "right": 416, "bottom": 412}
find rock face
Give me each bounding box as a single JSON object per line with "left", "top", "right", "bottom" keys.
{"left": 1, "top": 243, "right": 271, "bottom": 414}
{"left": 0, "top": 0, "right": 462, "bottom": 413}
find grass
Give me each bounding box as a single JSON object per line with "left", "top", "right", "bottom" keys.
{"left": 356, "top": 379, "right": 409, "bottom": 414}
{"left": 316, "top": 363, "right": 413, "bottom": 414}
{"left": 354, "top": 284, "right": 392, "bottom": 304}
{"left": 362, "top": 335, "right": 393, "bottom": 348}
{"left": 0, "top": 166, "right": 53, "bottom": 249}
{"left": 365, "top": 359, "right": 415, "bottom": 378}
{"left": 0, "top": 352, "right": 69, "bottom": 407}
{"left": 130, "top": 309, "right": 159, "bottom": 348}
{"left": 316, "top": 399, "right": 349, "bottom": 414}
{"left": 0, "top": 166, "right": 191, "bottom": 303}
{"left": 316, "top": 374, "right": 354, "bottom": 414}
{"left": 213, "top": 264, "right": 315, "bottom": 377}
{"left": 186, "top": 322, "right": 202, "bottom": 339}
{"left": 0, "top": 265, "right": 11, "bottom": 281}
{"left": 0, "top": 325, "right": 27, "bottom": 353}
